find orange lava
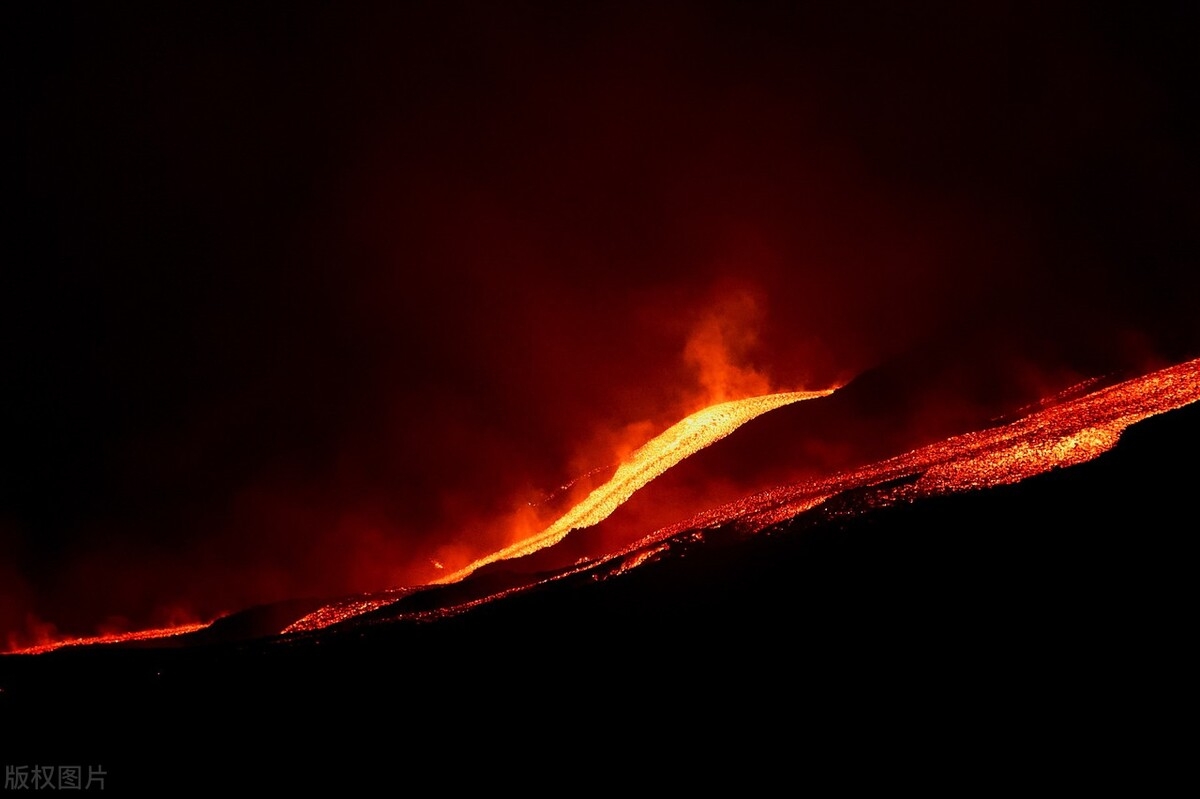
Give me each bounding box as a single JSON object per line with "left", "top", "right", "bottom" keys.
{"left": 282, "top": 590, "right": 415, "bottom": 634}
{"left": 434, "top": 389, "right": 835, "bottom": 583}
{"left": 17, "top": 358, "right": 1196, "bottom": 646}
{"left": 285, "top": 357, "right": 1199, "bottom": 634}
{"left": 9, "top": 622, "right": 213, "bottom": 655}
{"left": 634, "top": 357, "right": 1200, "bottom": 540}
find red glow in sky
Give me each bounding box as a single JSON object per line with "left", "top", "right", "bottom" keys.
{"left": 4, "top": 2, "right": 1199, "bottom": 647}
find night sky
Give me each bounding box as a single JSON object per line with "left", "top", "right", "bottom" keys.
{"left": 5, "top": 1, "right": 1199, "bottom": 646}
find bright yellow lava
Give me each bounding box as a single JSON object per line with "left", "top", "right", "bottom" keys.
{"left": 434, "top": 389, "right": 835, "bottom": 584}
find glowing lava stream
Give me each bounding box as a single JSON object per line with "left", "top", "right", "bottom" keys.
{"left": 285, "top": 357, "right": 1200, "bottom": 634}
{"left": 434, "top": 389, "right": 835, "bottom": 584}
{"left": 16, "top": 359, "right": 1199, "bottom": 647}
{"left": 11, "top": 622, "right": 211, "bottom": 656}
{"left": 631, "top": 356, "right": 1200, "bottom": 539}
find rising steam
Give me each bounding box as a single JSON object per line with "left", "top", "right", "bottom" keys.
{"left": 683, "top": 288, "right": 774, "bottom": 407}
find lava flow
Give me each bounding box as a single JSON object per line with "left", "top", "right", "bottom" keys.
{"left": 622, "top": 356, "right": 1200, "bottom": 547}
{"left": 10, "top": 358, "right": 1200, "bottom": 648}
{"left": 282, "top": 356, "right": 1198, "bottom": 635}
{"left": 11, "top": 622, "right": 212, "bottom": 655}
{"left": 434, "top": 389, "right": 835, "bottom": 583}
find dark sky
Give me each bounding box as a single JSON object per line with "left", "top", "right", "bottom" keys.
{"left": 5, "top": 1, "right": 1198, "bottom": 644}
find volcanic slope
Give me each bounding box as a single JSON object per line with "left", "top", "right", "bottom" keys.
{"left": 2, "top": 358, "right": 1196, "bottom": 787}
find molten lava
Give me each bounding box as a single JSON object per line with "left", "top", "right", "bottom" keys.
{"left": 304, "top": 356, "right": 1199, "bottom": 633}
{"left": 434, "top": 389, "right": 835, "bottom": 583}
{"left": 10, "top": 357, "right": 1199, "bottom": 649}
{"left": 639, "top": 357, "right": 1200, "bottom": 538}
{"left": 10, "top": 622, "right": 212, "bottom": 655}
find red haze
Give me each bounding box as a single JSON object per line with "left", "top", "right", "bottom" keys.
{"left": 4, "top": 2, "right": 1198, "bottom": 644}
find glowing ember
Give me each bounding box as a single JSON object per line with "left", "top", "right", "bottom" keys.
{"left": 283, "top": 590, "right": 415, "bottom": 634}
{"left": 10, "top": 622, "right": 212, "bottom": 655}
{"left": 434, "top": 389, "right": 835, "bottom": 583}
{"left": 612, "top": 544, "right": 671, "bottom": 576}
